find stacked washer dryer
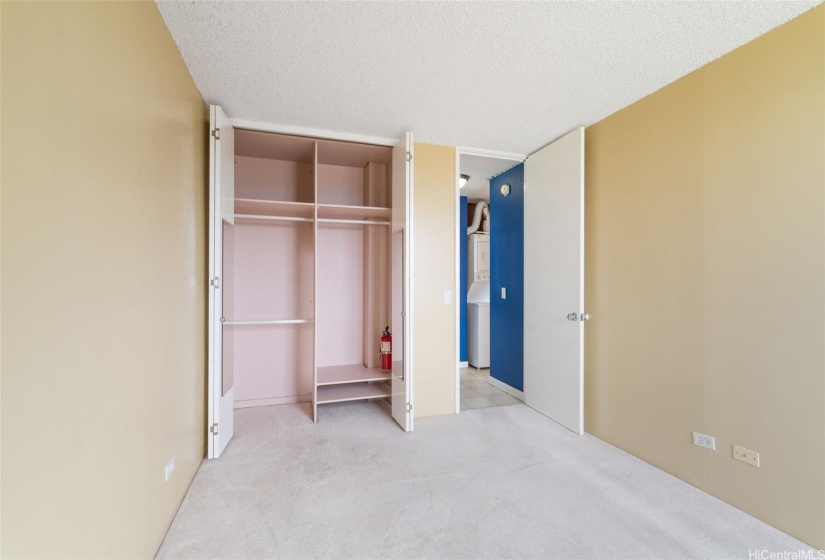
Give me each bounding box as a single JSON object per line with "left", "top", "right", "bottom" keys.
{"left": 467, "top": 213, "right": 491, "bottom": 369}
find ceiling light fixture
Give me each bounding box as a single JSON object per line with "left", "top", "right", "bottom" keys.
{"left": 460, "top": 174, "right": 470, "bottom": 188}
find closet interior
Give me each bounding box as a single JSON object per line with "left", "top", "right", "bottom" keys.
{"left": 227, "top": 129, "right": 395, "bottom": 422}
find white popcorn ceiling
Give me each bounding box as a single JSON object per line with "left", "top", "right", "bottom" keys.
{"left": 157, "top": 1, "right": 819, "bottom": 155}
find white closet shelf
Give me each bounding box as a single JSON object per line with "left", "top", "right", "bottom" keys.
{"left": 235, "top": 198, "right": 314, "bottom": 219}
{"left": 316, "top": 381, "right": 391, "bottom": 404}
{"left": 317, "top": 364, "right": 392, "bottom": 386}
{"left": 235, "top": 215, "right": 313, "bottom": 225}
{"left": 316, "top": 204, "right": 391, "bottom": 221}
{"left": 224, "top": 319, "right": 313, "bottom": 325}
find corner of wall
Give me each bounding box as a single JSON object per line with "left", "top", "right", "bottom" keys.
{"left": 412, "top": 143, "right": 457, "bottom": 418}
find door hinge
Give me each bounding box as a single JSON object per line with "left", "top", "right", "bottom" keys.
{"left": 212, "top": 128, "right": 220, "bottom": 140}
{"left": 210, "top": 277, "right": 220, "bottom": 289}
{"left": 406, "top": 151, "right": 412, "bottom": 162}
{"left": 209, "top": 423, "right": 218, "bottom": 435}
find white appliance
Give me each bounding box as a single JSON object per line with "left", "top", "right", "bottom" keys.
{"left": 468, "top": 302, "right": 490, "bottom": 368}
{"left": 467, "top": 232, "right": 490, "bottom": 368}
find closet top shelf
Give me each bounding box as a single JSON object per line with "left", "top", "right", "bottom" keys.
{"left": 317, "top": 204, "right": 390, "bottom": 221}
{"left": 235, "top": 199, "right": 314, "bottom": 218}
{"left": 234, "top": 199, "right": 391, "bottom": 222}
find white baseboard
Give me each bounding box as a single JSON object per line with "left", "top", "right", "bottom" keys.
{"left": 459, "top": 361, "right": 468, "bottom": 368}
{"left": 488, "top": 377, "right": 524, "bottom": 401}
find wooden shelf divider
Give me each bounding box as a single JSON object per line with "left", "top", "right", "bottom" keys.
{"left": 317, "top": 364, "right": 391, "bottom": 386}
{"left": 316, "top": 203, "right": 390, "bottom": 221}
{"left": 235, "top": 198, "right": 315, "bottom": 219}
{"left": 316, "top": 381, "right": 391, "bottom": 404}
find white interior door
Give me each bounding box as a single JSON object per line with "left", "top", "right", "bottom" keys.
{"left": 208, "top": 105, "right": 235, "bottom": 458}
{"left": 391, "top": 132, "right": 413, "bottom": 431}
{"left": 524, "top": 127, "right": 585, "bottom": 435}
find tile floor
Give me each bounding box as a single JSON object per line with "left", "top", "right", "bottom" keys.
{"left": 460, "top": 366, "right": 521, "bottom": 410}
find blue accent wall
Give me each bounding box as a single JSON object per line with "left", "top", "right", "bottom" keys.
{"left": 490, "top": 164, "right": 524, "bottom": 391}
{"left": 460, "top": 196, "right": 468, "bottom": 363}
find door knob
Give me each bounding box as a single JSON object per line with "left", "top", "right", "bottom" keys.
{"left": 567, "top": 312, "right": 590, "bottom": 321}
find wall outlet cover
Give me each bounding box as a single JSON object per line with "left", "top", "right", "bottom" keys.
{"left": 692, "top": 432, "right": 716, "bottom": 450}
{"left": 733, "top": 445, "right": 760, "bottom": 467}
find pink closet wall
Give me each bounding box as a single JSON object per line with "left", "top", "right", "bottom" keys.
{"left": 317, "top": 164, "right": 363, "bottom": 205}
{"left": 232, "top": 157, "right": 314, "bottom": 407}
{"left": 317, "top": 164, "right": 367, "bottom": 367}
{"left": 236, "top": 156, "right": 313, "bottom": 202}
{"left": 317, "top": 225, "right": 364, "bottom": 367}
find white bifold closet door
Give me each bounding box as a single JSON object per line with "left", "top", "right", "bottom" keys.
{"left": 391, "top": 132, "right": 413, "bottom": 432}
{"left": 208, "top": 105, "right": 236, "bottom": 458}
{"left": 524, "top": 127, "right": 585, "bottom": 435}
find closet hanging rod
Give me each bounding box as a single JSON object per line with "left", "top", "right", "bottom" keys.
{"left": 317, "top": 218, "right": 390, "bottom": 226}
{"left": 224, "top": 319, "right": 314, "bottom": 326}
{"left": 234, "top": 214, "right": 313, "bottom": 223}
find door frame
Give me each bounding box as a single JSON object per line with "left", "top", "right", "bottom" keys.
{"left": 453, "top": 146, "right": 526, "bottom": 414}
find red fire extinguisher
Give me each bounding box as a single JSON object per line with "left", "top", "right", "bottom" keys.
{"left": 380, "top": 326, "right": 392, "bottom": 372}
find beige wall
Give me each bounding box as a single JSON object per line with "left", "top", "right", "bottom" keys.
{"left": 412, "top": 143, "right": 457, "bottom": 418}
{"left": 1, "top": 2, "right": 207, "bottom": 558}
{"left": 585, "top": 5, "right": 825, "bottom": 549}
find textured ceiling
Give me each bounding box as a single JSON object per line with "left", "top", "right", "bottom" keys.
{"left": 460, "top": 155, "right": 520, "bottom": 201}
{"left": 157, "top": 1, "right": 818, "bottom": 154}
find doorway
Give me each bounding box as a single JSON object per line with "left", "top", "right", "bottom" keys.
{"left": 455, "top": 151, "right": 524, "bottom": 412}
{"left": 453, "top": 129, "right": 586, "bottom": 434}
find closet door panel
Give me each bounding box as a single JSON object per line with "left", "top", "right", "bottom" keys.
{"left": 390, "top": 132, "right": 413, "bottom": 431}
{"left": 222, "top": 223, "right": 235, "bottom": 395}
{"left": 208, "top": 104, "right": 235, "bottom": 458}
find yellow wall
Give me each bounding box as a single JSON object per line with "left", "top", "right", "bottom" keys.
{"left": 413, "top": 143, "right": 457, "bottom": 418}
{"left": 1, "top": 2, "right": 207, "bottom": 558}
{"left": 585, "top": 5, "right": 825, "bottom": 548}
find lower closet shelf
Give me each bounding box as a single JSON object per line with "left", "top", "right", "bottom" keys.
{"left": 316, "top": 382, "right": 390, "bottom": 404}
{"left": 317, "top": 364, "right": 391, "bottom": 385}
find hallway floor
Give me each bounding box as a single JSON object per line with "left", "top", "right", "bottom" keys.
{"left": 460, "top": 367, "right": 521, "bottom": 410}
{"left": 157, "top": 403, "right": 811, "bottom": 559}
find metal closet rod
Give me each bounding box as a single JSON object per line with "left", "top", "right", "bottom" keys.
{"left": 224, "top": 319, "right": 314, "bottom": 325}
{"left": 234, "top": 214, "right": 313, "bottom": 223}
{"left": 234, "top": 214, "right": 389, "bottom": 226}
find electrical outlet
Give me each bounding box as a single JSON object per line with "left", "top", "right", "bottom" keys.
{"left": 692, "top": 432, "right": 716, "bottom": 450}
{"left": 501, "top": 287, "right": 507, "bottom": 299}
{"left": 733, "top": 445, "right": 760, "bottom": 467}
{"left": 165, "top": 456, "right": 175, "bottom": 481}
{"left": 443, "top": 291, "right": 451, "bottom": 304}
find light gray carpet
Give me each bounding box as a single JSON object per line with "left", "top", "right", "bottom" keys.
{"left": 157, "top": 402, "right": 812, "bottom": 560}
